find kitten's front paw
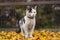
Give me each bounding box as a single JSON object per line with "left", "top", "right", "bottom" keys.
{"left": 25, "top": 35, "right": 28, "bottom": 38}
{"left": 30, "top": 35, "right": 33, "bottom": 38}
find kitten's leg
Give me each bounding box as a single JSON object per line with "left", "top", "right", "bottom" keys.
{"left": 25, "top": 29, "right": 28, "bottom": 38}
{"left": 19, "top": 21, "right": 24, "bottom": 36}
{"left": 30, "top": 25, "right": 35, "bottom": 38}
{"left": 20, "top": 26, "right": 25, "bottom": 36}
{"left": 24, "top": 27, "right": 28, "bottom": 38}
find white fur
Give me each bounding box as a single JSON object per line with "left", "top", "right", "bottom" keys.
{"left": 19, "top": 7, "right": 37, "bottom": 38}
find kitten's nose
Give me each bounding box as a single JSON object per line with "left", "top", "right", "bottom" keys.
{"left": 31, "top": 14, "right": 34, "bottom": 17}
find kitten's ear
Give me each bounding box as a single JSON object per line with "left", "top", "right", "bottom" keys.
{"left": 34, "top": 6, "right": 37, "bottom": 9}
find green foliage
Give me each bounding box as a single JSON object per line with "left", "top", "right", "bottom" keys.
{"left": 0, "top": 5, "right": 60, "bottom": 29}
{"left": 37, "top": 5, "right": 55, "bottom": 28}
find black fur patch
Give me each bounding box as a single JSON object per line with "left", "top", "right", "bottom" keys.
{"left": 23, "top": 18, "right": 25, "bottom": 23}
{"left": 20, "top": 18, "right": 25, "bottom": 24}
{"left": 29, "top": 8, "right": 32, "bottom": 13}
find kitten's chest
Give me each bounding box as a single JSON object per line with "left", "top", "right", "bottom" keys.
{"left": 26, "top": 19, "right": 35, "bottom": 29}
{"left": 27, "top": 19, "right": 34, "bottom": 25}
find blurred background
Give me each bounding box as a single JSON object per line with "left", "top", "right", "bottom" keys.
{"left": 0, "top": 0, "right": 60, "bottom": 31}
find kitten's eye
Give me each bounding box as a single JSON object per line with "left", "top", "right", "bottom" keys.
{"left": 34, "top": 12, "right": 35, "bottom": 13}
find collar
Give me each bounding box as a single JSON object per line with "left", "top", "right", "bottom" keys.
{"left": 27, "top": 16, "right": 34, "bottom": 19}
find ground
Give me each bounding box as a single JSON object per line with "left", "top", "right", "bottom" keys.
{"left": 0, "top": 28, "right": 60, "bottom": 40}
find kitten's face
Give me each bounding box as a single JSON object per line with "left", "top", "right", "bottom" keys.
{"left": 26, "top": 7, "right": 37, "bottom": 18}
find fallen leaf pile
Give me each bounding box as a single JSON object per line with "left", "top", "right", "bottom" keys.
{"left": 0, "top": 30, "right": 60, "bottom": 40}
